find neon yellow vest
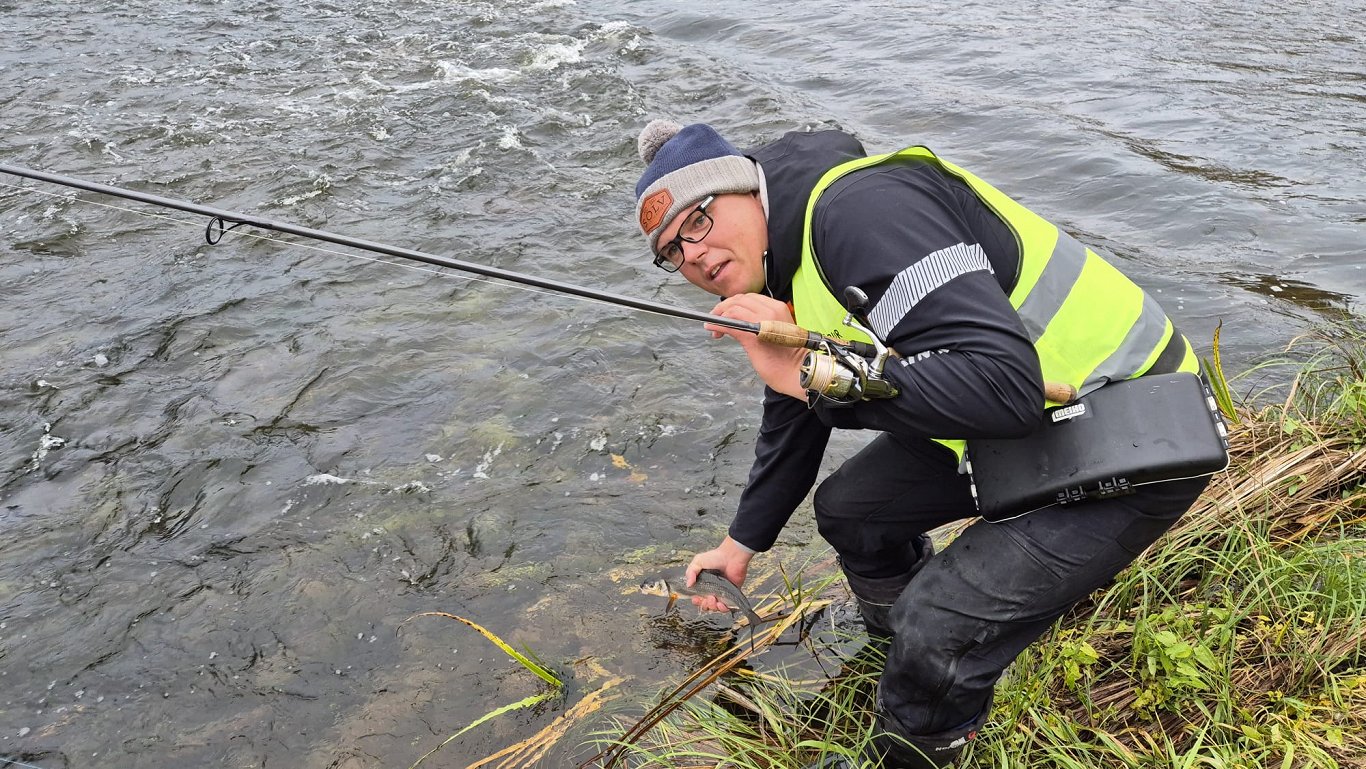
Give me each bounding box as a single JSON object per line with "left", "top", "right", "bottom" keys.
{"left": 790, "top": 147, "right": 1198, "bottom": 460}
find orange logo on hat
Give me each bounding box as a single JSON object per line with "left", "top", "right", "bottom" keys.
{"left": 639, "top": 189, "right": 674, "bottom": 233}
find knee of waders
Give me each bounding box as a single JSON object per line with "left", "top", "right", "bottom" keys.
{"left": 812, "top": 479, "right": 855, "bottom": 546}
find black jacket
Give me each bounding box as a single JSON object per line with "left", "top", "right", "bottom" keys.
{"left": 728, "top": 130, "right": 1044, "bottom": 551}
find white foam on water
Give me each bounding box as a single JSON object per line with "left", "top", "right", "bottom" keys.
{"left": 382, "top": 81, "right": 431, "bottom": 95}
{"left": 63, "top": 119, "right": 127, "bottom": 161}
{"left": 467, "top": 87, "right": 530, "bottom": 109}
{"left": 496, "top": 125, "right": 523, "bottom": 150}
{"left": 112, "top": 73, "right": 155, "bottom": 86}
{"left": 27, "top": 423, "right": 66, "bottom": 472}
{"left": 472, "top": 444, "right": 503, "bottom": 479}
{"left": 353, "top": 73, "right": 393, "bottom": 93}
{"left": 433, "top": 60, "right": 520, "bottom": 84}
{"left": 527, "top": 39, "right": 585, "bottom": 72}
{"left": 587, "top": 21, "right": 644, "bottom": 53}
{"left": 304, "top": 474, "right": 353, "bottom": 485}
{"left": 278, "top": 174, "right": 332, "bottom": 206}
{"left": 278, "top": 188, "right": 325, "bottom": 206}
{"left": 274, "top": 101, "right": 324, "bottom": 119}
{"left": 444, "top": 146, "right": 477, "bottom": 169}
{"left": 596, "top": 20, "right": 635, "bottom": 35}
{"left": 390, "top": 481, "right": 431, "bottom": 494}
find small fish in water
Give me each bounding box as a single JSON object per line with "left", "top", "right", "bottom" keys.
{"left": 640, "top": 568, "right": 764, "bottom": 650}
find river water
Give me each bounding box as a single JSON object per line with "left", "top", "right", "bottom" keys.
{"left": 1, "top": 1, "right": 1362, "bottom": 766}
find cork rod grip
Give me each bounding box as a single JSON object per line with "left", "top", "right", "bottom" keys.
{"left": 755, "top": 320, "right": 819, "bottom": 349}
{"left": 1044, "top": 381, "right": 1078, "bottom": 405}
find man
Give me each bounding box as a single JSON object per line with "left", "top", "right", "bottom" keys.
{"left": 631, "top": 119, "right": 1209, "bottom": 768}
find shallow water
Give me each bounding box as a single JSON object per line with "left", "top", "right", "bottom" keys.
{"left": 1, "top": 1, "right": 1363, "bottom": 766}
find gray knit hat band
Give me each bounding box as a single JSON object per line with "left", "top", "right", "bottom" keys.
{"left": 636, "top": 155, "right": 759, "bottom": 253}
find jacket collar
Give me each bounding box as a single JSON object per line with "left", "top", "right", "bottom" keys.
{"left": 746, "top": 129, "right": 868, "bottom": 301}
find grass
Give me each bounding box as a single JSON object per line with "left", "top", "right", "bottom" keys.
{"left": 575, "top": 323, "right": 1366, "bottom": 768}
{"left": 400, "top": 611, "right": 571, "bottom": 769}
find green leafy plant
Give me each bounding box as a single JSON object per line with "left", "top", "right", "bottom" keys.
{"left": 1203, "top": 319, "right": 1239, "bottom": 423}
{"left": 1129, "top": 607, "right": 1223, "bottom": 718}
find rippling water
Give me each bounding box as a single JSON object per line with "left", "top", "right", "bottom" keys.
{"left": 1, "top": 1, "right": 1362, "bottom": 766}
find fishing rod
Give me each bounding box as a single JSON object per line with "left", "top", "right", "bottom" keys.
{"left": 0, "top": 162, "right": 879, "bottom": 360}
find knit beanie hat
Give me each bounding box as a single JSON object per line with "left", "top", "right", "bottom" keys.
{"left": 634, "top": 120, "right": 760, "bottom": 254}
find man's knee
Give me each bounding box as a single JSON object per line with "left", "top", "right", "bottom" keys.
{"left": 812, "top": 471, "right": 860, "bottom": 543}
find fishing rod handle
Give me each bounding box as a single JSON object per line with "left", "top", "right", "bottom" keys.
{"left": 754, "top": 321, "right": 820, "bottom": 349}
{"left": 1044, "top": 381, "right": 1078, "bottom": 404}
{"left": 754, "top": 321, "right": 878, "bottom": 358}
{"left": 759, "top": 317, "right": 1077, "bottom": 405}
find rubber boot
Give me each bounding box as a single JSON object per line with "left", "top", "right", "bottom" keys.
{"left": 869, "top": 684, "right": 993, "bottom": 769}
{"left": 870, "top": 707, "right": 988, "bottom": 768}
{"left": 797, "top": 690, "right": 990, "bottom": 769}
{"left": 841, "top": 534, "right": 934, "bottom": 639}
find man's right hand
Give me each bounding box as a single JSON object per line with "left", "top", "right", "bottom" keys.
{"left": 685, "top": 535, "right": 755, "bottom": 613}
{"left": 706, "top": 293, "right": 808, "bottom": 400}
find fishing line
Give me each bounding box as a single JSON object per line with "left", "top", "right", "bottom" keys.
{"left": 0, "top": 757, "right": 50, "bottom": 769}
{"left": 0, "top": 178, "right": 639, "bottom": 314}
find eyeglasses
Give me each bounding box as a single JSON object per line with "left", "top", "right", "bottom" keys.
{"left": 653, "top": 196, "right": 715, "bottom": 272}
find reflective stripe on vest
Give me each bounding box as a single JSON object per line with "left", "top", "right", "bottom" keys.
{"left": 790, "top": 147, "right": 1198, "bottom": 461}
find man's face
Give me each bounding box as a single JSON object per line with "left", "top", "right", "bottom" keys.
{"left": 657, "top": 192, "right": 768, "bottom": 298}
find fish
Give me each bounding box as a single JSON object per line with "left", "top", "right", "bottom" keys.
{"left": 639, "top": 568, "right": 764, "bottom": 650}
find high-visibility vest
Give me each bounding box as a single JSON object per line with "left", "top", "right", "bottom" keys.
{"left": 790, "top": 146, "right": 1198, "bottom": 460}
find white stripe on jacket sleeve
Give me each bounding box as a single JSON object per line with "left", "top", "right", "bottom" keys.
{"left": 867, "top": 242, "right": 994, "bottom": 340}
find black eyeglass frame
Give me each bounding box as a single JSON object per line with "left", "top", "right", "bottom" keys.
{"left": 652, "top": 196, "right": 716, "bottom": 272}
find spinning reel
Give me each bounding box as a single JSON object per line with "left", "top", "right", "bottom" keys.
{"left": 798, "top": 287, "right": 900, "bottom": 406}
